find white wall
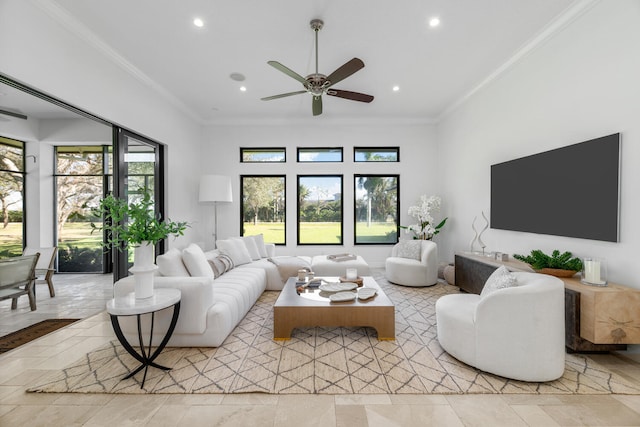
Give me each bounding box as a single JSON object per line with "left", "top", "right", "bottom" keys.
{"left": 202, "top": 121, "right": 438, "bottom": 266}
{"left": 0, "top": 0, "right": 203, "bottom": 246}
{"left": 437, "top": 1, "right": 640, "bottom": 287}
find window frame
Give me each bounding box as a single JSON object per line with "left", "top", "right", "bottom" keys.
{"left": 240, "top": 174, "right": 287, "bottom": 245}
{"left": 297, "top": 147, "right": 343, "bottom": 163}
{"left": 0, "top": 136, "right": 26, "bottom": 257}
{"left": 354, "top": 146, "right": 400, "bottom": 162}
{"left": 240, "top": 147, "right": 286, "bottom": 163}
{"left": 354, "top": 174, "right": 400, "bottom": 245}
{"left": 297, "top": 174, "right": 343, "bottom": 245}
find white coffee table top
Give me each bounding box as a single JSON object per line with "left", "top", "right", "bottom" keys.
{"left": 106, "top": 288, "right": 181, "bottom": 316}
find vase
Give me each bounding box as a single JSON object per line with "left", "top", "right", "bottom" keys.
{"left": 129, "top": 241, "right": 158, "bottom": 299}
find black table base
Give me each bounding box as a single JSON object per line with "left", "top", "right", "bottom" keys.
{"left": 109, "top": 301, "right": 181, "bottom": 388}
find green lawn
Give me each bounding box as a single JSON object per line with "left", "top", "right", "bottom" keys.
{"left": 243, "top": 221, "right": 397, "bottom": 244}
{"left": 355, "top": 221, "right": 397, "bottom": 243}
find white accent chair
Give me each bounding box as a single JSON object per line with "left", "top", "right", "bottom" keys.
{"left": 435, "top": 272, "right": 565, "bottom": 382}
{"left": 385, "top": 240, "right": 438, "bottom": 287}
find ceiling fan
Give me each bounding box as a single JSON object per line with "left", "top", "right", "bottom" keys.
{"left": 261, "top": 19, "right": 374, "bottom": 116}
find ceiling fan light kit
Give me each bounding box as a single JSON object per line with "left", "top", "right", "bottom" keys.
{"left": 261, "top": 19, "right": 374, "bottom": 116}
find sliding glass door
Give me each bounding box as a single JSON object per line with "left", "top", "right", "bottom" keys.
{"left": 112, "top": 129, "right": 163, "bottom": 280}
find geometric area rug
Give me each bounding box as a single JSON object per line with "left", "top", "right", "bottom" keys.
{"left": 28, "top": 273, "right": 640, "bottom": 395}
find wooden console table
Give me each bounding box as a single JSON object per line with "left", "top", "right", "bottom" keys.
{"left": 454, "top": 252, "right": 640, "bottom": 352}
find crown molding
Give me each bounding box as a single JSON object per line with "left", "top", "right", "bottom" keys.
{"left": 436, "top": 0, "right": 601, "bottom": 123}
{"left": 204, "top": 116, "right": 436, "bottom": 127}
{"left": 33, "top": 0, "right": 205, "bottom": 124}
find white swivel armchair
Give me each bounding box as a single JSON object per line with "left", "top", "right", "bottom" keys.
{"left": 385, "top": 240, "right": 438, "bottom": 287}
{"left": 436, "top": 271, "right": 565, "bottom": 382}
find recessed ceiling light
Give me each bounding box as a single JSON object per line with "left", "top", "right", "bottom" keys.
{"left": 240, "top": 86, "right": 247, "bottom": 92}
{"left": 229, "top": 73, "right": 246, "bottom": 81}
{"left": 392, "top": 86, "right": 400, "bottom": 92}
{"left": 193, "top": 18, "right": 204, "bottom": 27}
{"left": 429, "top": 17, "right": 440, "bottom": 27}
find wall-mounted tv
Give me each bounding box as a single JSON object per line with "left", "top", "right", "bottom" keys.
{"left": 491, "top": 133, "right": 620, "bottom": 242}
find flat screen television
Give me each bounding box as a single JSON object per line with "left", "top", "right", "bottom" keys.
{"left": 490, "top": 133, "right": 620, "bottom": 242}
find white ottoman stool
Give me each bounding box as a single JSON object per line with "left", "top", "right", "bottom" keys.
{"left": 310, "top": 255, "right": 371, "bottom": 277}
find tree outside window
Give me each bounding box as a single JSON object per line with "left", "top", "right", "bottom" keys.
{"left": 241, "top": 175, "right": 286, "bottom": 244}
{"left": 0, "top": 137, "right": 25, "bottom": 257}
{"left": 55, "top": 146, "right": 109, "bottom": 272}
{"left": 355, "top": 175, "right": 399, "bottom": 244}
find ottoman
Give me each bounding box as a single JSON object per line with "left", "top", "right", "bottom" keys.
{"left": 310, "top": 255, "right": 371, "bottom": 277}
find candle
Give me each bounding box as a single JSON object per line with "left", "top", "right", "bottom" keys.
{"left": 584, "top": 259, "right": 601, "bottom": 284}
{"left": 346, "top": 268, "right": 358, "bottom": 280}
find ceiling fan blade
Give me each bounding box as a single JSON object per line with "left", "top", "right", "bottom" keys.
{"left": 326, "top": 58, "right": 365, "bottom": 87}
{"left": 312, "top": 96, "right": 322, "bottom": 116}
{"left": 326, "top": 89, "right": 374, "bottom": 103}
{"left": 267, "top": 61, "right": 308, "bottom": 85}
{"left": 261, "top": 90, "right": 307, "bottom": 101}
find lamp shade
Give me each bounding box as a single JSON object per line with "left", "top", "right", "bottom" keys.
{"left": 199, "top": 175, "right": 232, "bottom": 203}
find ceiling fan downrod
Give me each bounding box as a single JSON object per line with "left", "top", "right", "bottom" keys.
{"left": 310, "top": 19, "right": 323, "bottom": 75}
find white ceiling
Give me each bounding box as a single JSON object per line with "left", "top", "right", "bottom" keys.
{"left": 34, "top": 0, "right": 581, "bottom": 123}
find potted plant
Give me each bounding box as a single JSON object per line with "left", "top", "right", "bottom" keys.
{"left": 513, "top": 249, "right": 583, "bottom": 277}
{"left": 399, "top": 195, "right": 448, "bottom": 240}
{"left": 91, "top": 187, "right": 188, "bottom": 298}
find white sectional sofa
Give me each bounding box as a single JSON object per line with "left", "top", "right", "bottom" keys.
{"left": 112, "top": 235, "right": 370, "bottom": 347}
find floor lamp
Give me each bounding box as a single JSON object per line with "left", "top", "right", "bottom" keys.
{"left": 198, "top": 175, "right": 233, "bottom": 248}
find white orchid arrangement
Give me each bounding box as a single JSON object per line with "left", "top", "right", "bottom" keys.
{"left": 400, "top": 195, "right": 448, "bottom": 240}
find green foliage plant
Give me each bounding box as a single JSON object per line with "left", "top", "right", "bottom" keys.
{"left": 513, "top": 249, "right": 583, "bottom": 271}
{"left": 91, "top": 187, "right": 188, "bottom": 250}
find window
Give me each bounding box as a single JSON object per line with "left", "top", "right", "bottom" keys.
{"left": 297, "top": 147, "right": 343, "bottom": 162}
{"left": 241, "top": 147, "right": 286, "bottom": 163}
{"left": 355, "top": 175, "right": 399, "bottom": 244}
{"left": 354, "top": 147, "right": 399, "bottom": 162}
{"left": 241, "top": 175, "right": 286, "bottom": 244}
{"left": 0, "top": 136, "right": 25, "bottom": 257}
{"left": 55, "top": 146, "right": 110, "bottom": 272}
{"left": 298, "top": 175, "right": 343, "bottom": 245}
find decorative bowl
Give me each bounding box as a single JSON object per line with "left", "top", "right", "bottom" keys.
{"left": 535, "top": 268, "right": 577, "bottom": 278}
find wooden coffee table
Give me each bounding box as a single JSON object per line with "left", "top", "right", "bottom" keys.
{"left": 273, "top": 276, "right": 395, "bottom": 340}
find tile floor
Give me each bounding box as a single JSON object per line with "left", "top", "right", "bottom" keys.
{"left": 2, "top": 271, "right": 640, "bottom": 426}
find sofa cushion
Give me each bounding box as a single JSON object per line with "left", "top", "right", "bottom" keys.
{"left": 208, "top": 254, "right": 235, "bottom": 278}
{"left": 182, "top": 243, "right": 214, "bottom": 277}
{"left": 217, "top": 239, "right": 252, "bottom": 266}
{"left": 250, "top": 234, "right": 268, "bottom": 258}
{"left": 396, "top": 240, "right": 422, "bottom": 260}
{"left": 237, "top": 236, "right": 261, "bottom": 261}
{"left": 481, "top": 266, "right": 518, "bottom": 297}
{"left": 156, "top": 247, "right": 190, "bottom": 277}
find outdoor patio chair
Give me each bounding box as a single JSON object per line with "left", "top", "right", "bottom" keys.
{"left": 23, "top": 247, "right": 57, "bottom": 297}
{"left": 0, "top": 253, "right": 40, "bottom": 311}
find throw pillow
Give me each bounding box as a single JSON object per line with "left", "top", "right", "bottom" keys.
{"left": 236, "top": 236, "right": 261, "bottom": 261}
{"left": 208, "top": 254, "right": 235, "bottom": 279}
{"left": 395, "top": 240, "right": 422, "bottom": 261}
{"left": 156, "top": 247, "right": 190, "bottom": 277}
{"left": 216, "top": 239, "right": 252, "bottom": 266}
{"left": 250, "top": 234, "right": 269, "bottom": 258}
{"left": 182, "top": 243, "right": 214, "bottom": 277}
{"left": 481, "top": 266, "right": 518, "bottom": 297}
